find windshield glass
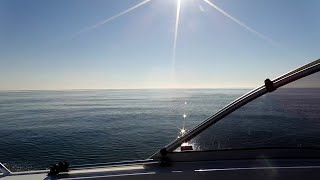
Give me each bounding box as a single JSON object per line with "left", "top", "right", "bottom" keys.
{"left": 180, "top": 72, "right": 320, "bottom": 151}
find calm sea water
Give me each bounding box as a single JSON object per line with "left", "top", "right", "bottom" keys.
{"left": 0, "top": 89, "right": 246, "bottom": 171}
{"left": 0, "top": 89, "right": 319, "bottom": 171}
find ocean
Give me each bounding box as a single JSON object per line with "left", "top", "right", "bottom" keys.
{"left": 0, "top": 89, "right": 319, "bottom": 171}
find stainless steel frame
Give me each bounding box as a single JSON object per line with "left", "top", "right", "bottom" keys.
{"left": 0, "top": 162, "right": 11, "bottom": 176}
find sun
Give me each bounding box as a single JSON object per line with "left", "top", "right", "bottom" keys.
{"left": 74, "top": 0, "right": 277, "bottom": 69}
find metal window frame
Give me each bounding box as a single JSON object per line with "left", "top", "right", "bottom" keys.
{"left": 0, "top": 162, "right": 11, "bottom": 176}
{"left": 151, "top": 59, "right": 320, "bottom": 159}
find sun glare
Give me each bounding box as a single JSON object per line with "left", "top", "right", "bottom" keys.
{"left": 181, "top": 128, "right": 186, "bottom": 134}
{"left": 171, "top": 0, "right": 182, "bottom": 77}
{"left": 183, "top": 114, "right": 187, "bottom": 119}
{"left": 72, "top": 0, "right": 278, "bottom": 85}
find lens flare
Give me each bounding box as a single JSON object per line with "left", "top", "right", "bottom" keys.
{"left": 171, "top": 0, "right": 182, "bottom": 77}
{"left": 181, "top": 128, "right": 186, "bottom": 134}
{"left": 203, "top": 0, "right": 279, "bottom": 47}
{"left": 72, "top": 0, "right": 151, "bottom": 38}
{"left": 183, "top": 114, "right": 187, "bottom": 118}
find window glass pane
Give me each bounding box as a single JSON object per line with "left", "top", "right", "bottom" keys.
{"left": 182, "top": 72, "right": 320, "bottom": 151}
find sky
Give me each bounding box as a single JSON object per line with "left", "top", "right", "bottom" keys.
{"left": 0, "top": 0, "right": 319, "bottom": 90}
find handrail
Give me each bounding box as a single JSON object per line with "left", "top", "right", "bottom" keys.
{"left": 0, "top": 162, "right": 11, "bottom": 176}
{"left": 150, "top": 59, "right": 320, "bottom": 159}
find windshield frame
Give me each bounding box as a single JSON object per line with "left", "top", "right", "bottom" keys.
{"left": 150, "top": 59, "right": 320, "bottom": 159}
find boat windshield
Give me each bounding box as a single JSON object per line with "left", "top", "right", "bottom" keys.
{"left": 178, "top": 71, "right": 320, "bottom": 151}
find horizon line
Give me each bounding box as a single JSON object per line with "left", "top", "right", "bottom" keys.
{"left": 0, "top": 87, "right": 255, "bottom": 92}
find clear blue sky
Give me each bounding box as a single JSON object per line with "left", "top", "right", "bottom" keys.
{"left": 0, "top": 0, "right": 319, "bottom": 90}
